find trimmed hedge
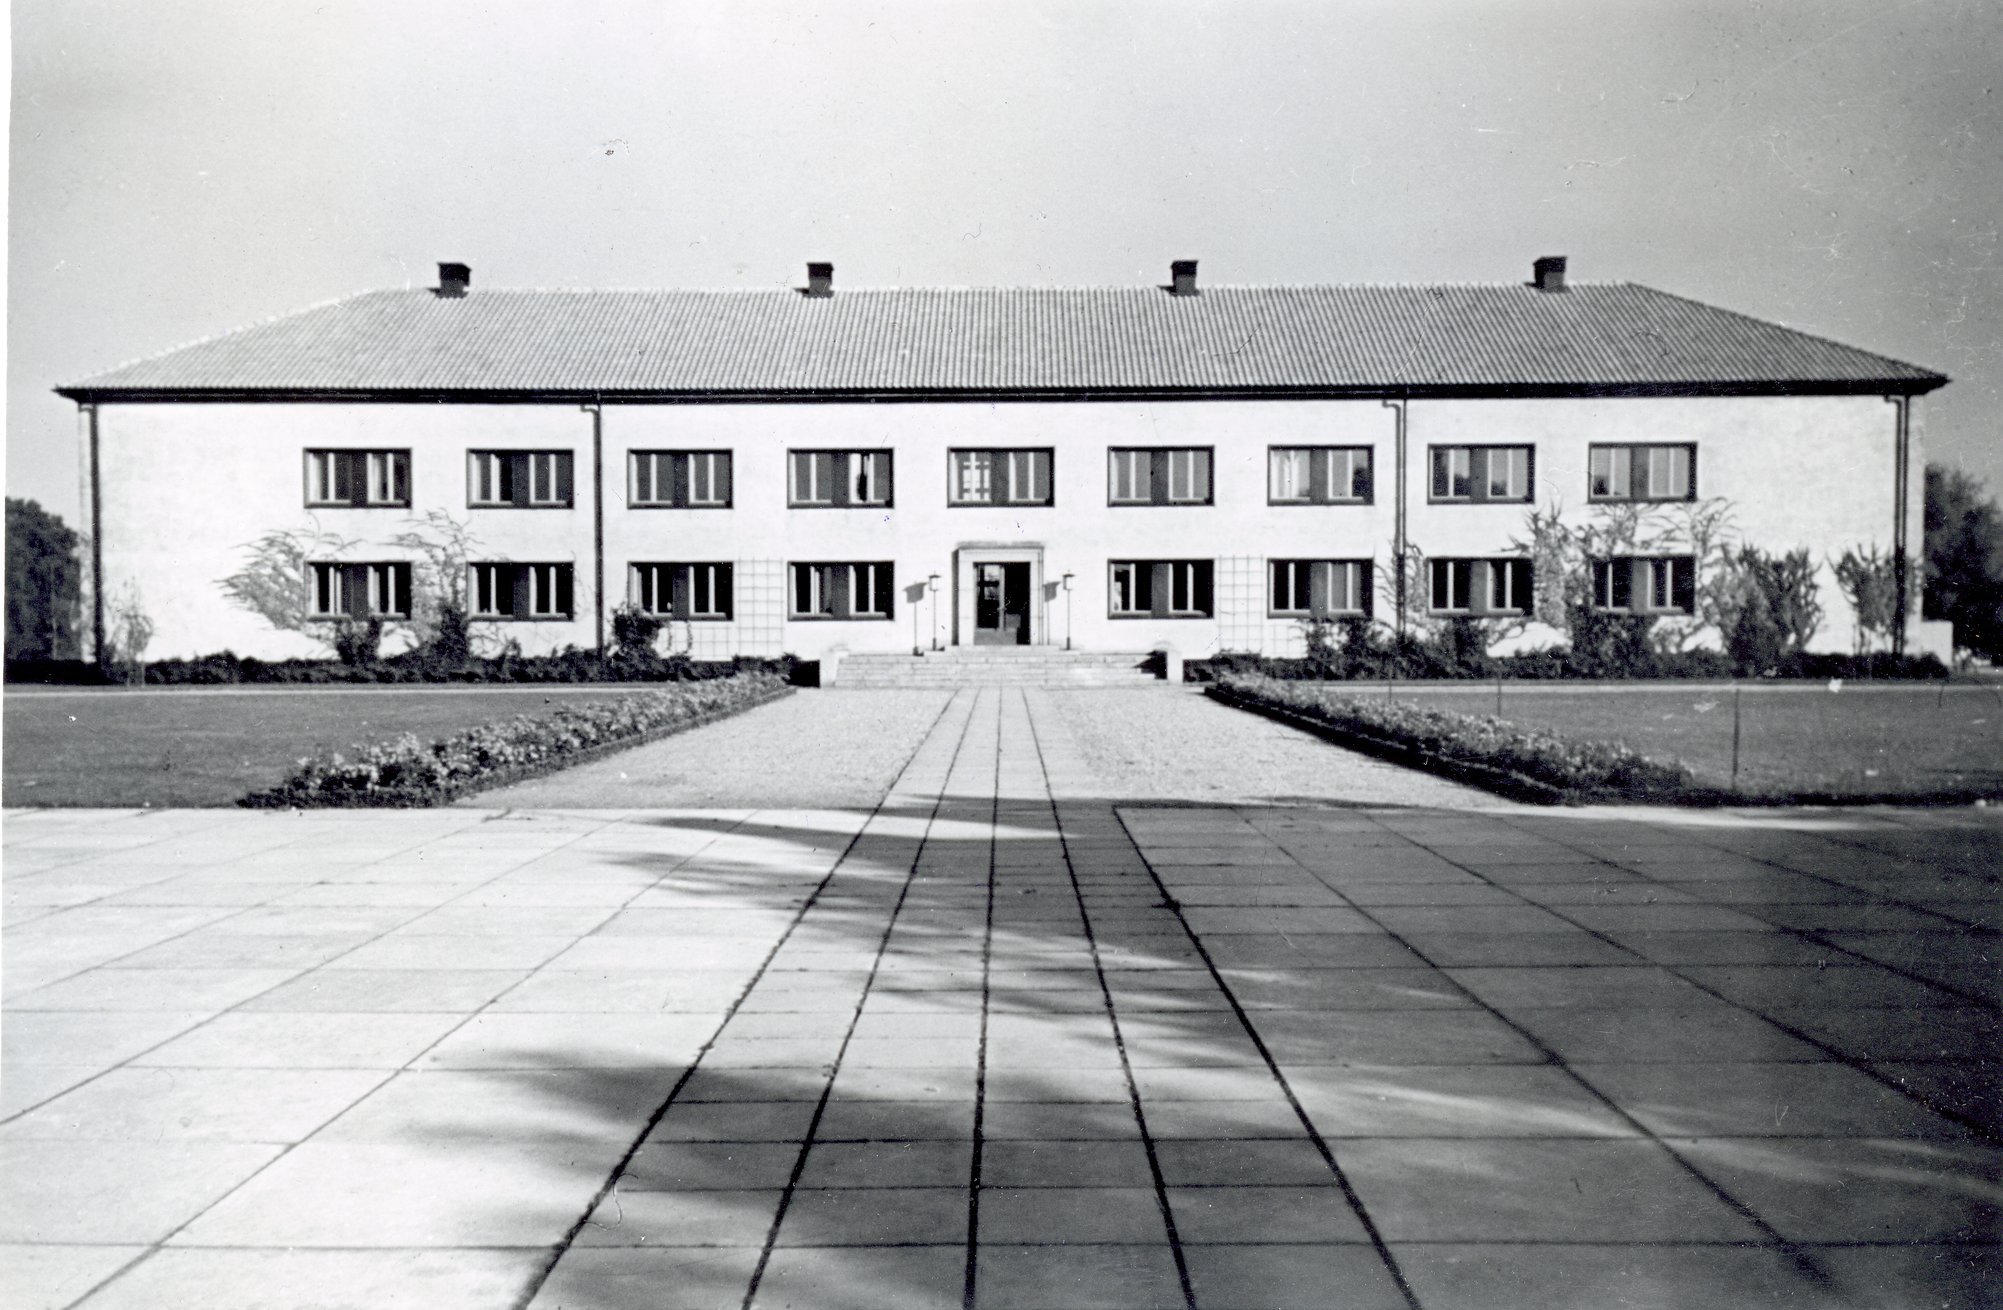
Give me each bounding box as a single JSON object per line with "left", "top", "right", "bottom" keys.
{"left": 1187, "top": 647, "right": 1948, "bottom": 684}
{"left": 1211, "top": 673, "right": 1692, "bottom": 802}
{"left": 241, "top": 673, "right": 790, "bottom": 808}
{"left": 133, "top": 649, "right": 801, "bottom": 686}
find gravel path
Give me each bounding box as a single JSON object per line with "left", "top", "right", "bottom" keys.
{"left": 1034, "top": 686, "right": 1513, "bottom": 808}
{"left": 470, "top": 688, "right": 953, "bottom": 809}
{"left": 477, "top": 684, "right": 1504, "bottom": 810}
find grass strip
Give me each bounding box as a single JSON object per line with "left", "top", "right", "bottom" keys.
{"left": 1210, "top": 673, "right": 1691, "bottom": 805}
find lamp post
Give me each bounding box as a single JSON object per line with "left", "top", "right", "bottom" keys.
{"left": 1062, "top": 572, "right": 1074, "bottom": 651}
{"left": 927, "top": 574, "right": 941, "bottom": 651}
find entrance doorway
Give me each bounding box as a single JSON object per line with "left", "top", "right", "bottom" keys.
{"left": 973, "top": 562, "right": 1032, "bottom": 645}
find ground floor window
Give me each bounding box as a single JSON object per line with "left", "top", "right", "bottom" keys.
{"left": 472, "top": 562, "right": 574, "bottom": 619}
{"left": 631, "top": 562, "right": 734, "bottom": 620}
{"left": 1428, "top": 557, "right": 1532, "bottom": 615}
{"left": 1110, "top": 559, "right": 1214, "bottom": 618}
{"left": 1269, "top": 560, "right": 1371, "bottom": 617}
{"left": 308, "top": 562, "right": 411, "bottom": 620}
{"left": 1592, "top": 555, "right": 1696, "bottom": 614}
{"left": 790, "top": 562, "right": 895, "bottom": 620}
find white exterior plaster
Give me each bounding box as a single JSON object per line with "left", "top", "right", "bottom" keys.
{"left": 87, "top": 392, "right": 1918, "bottom": 661}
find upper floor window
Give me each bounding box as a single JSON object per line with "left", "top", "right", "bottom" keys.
{"left": 1430, "top": 446, "right": 1533, "bottom": 503}
{"left": 1429, "top": 557, "right": 1532, "bottom": 615}
{"left": 1270, "top": 560, "right": 1372, "bottom": 617}
{"left": 1589, "top": 444, "right": 1695, "bottom": 502}
{"left": 308, "top": 562, "right": 411, "bottom": 620}
{"left": 949, "top": 449, "right": 1053, "bottom": 506}
{"left": 1109, "top": 559, "right": 1214, "bottom": 618}
{"left": 789, "top": 450, "right": 893, "bottom": 508}
{"left": 1593, "top": 556, "right": 1696, "bottom": 614}
{"left": 631, "top": 451, "right": 732, "bottom": 508}
{"left": 790, "top": 561, "right": 895, "bottom": 619}
{"left": 1268, "top": 448, "right": 1372, "bottom": 505}
{"left": 469, "top": 451, "right": 573, "bottom": 508}
{"left": 305, "top": 450, "right": 409, "bottom": 508}
{"left": 472, "top": 562, "right": 573, "bottom": 619}
{"left": 632, "top": 562, "right": 734, "bottom": 620}
{"left": 1109, "top": 448, "right": 1213, "bottom": 506}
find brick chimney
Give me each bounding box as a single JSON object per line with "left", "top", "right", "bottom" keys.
{"left": 806, "top": 262, "right": 834, "bottom": 299}
{"left": 1170, "top": 259, "right": 1199, "bottom": 297}
{"left": 436, "top": 263, "right": 471, "bottom": 298}
{"left": 1532, "top": 256, "right": 1568, "bottom": 293}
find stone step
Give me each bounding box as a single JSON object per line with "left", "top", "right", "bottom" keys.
{"left": 832, "top": 651, "right": 1164, "bottom": 688}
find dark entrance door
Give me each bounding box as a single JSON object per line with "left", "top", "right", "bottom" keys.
{"left": 974, "top": 562, "right": 1032, "bottom": 645}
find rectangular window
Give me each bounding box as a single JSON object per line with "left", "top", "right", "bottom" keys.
{"left": 789, "top": 451, "right": 893, "bottom": 508}
{"left": 1268, "top": 447, "right": 1372, "bottom": 504}
{"left": 470, "top": 562, "right": 574, "bottom": 619}
{"left": 949, "top": 449, "right": 1053, "bottom": 506}
{"left": 631, "top": 562, "right": 734, "bottom": 620}
{"left": 1269, "top": 560, "right": 1371, "bottom": 617}
{"left": 1429, "top": 558, "right": 1532, "bottom": 615}
{"left": 630, "top": 451, "right": 733, "bottom": 508}
{"left": 1429, "top": 446, "right": 1534, "bottom": 503}
{"left": 788, "top": 562, "right": 895, "bottom": 620}
{"left": 307, "top": 562, "right": 412, "bottom": 619}
{"left": 468, "top": 451, "right": 574, "bottom": 508}
{"left": 1109, "top": 448, "right": 1213, "bottom": 506}
{"left": 1589, "top": 444, "right": 1696, "bottom": 502}
{"left": 304, "top": 450, "right": 410, "bottom": 508}
{"left": 1592, "top": 556, "right": 1696, "bottom": 614}
{"left": 1109, "top": 560, "right": 1214, "bottom": 618}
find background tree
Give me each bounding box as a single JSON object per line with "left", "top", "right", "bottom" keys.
{"left": 1925, "top": 463, "right": 2003, "bottom": 658}
{"left": 6, "top": 497, "right": 83, "bottom": 661}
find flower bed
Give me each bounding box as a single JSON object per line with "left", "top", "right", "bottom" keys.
{"left": 1210, "top": 673, "right": 1694, "bottom": 803}
{"left": 241, "top": 674, "right": 791, "bottom": 808}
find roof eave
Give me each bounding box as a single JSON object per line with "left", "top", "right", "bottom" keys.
{"left": 55, "top": 375, "right": 1950, "bottom": 404}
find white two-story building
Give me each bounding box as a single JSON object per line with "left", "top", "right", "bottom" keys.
{"left": 61, "top": 258, "right": 1948, "bottom": 664}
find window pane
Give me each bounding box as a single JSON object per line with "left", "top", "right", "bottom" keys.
{"left": 1270, "top": 450, "right": 1303, "bottom": 501}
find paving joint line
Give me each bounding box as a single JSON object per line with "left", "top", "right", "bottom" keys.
{"left": 1286, "top": 812, "right": 1845, "bottom": 1286}
{"left": 737, "top": 688, "right": 986, "bottom": 1310}
{"left": 505, "top": 687, "right": 969, "bottom": 1310}
{"left": 40, "top": 812, "right": 635, "bottom": 1310}
{"left": 1064, "top": 812, "right": 1425, "bottom": 1307}
{"left": 962, "top": 691, "right": 1004, "bottom": 1310}
{"left": 1478, "top": 815, "right": 2003, "bottom": 1141}
{"left": 1017, "top": 690, "right": 1202, "bottom": 1310}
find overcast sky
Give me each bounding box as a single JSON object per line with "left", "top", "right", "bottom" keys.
{"left": 10, "top": 0, "right": 2000, "bottom": 524}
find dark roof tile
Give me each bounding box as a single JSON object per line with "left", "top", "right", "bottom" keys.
{"left": 60, "top": 282, "right": 1945, "bottom": 396}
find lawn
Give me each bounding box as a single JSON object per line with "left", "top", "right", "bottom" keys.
{"left": 1372, "top": 682, "right": 2003, "bottom": 800}
{"left": 3, "top": 686, "right": 645, "bottom": 807}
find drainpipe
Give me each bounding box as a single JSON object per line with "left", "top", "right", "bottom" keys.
{"left": 83, "top": 402, "right": 106, "bottom": 670}
{"left": 1382, "top": 397, "right": 1408, "bottom": 647}
{"left": 583, "top": 401, "right": 606, "bottom": 655}
{"left": 1886, "top": 393, "right": 1912, "bottom": 656}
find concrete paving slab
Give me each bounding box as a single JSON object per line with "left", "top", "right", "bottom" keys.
{"left": 8, "top": 685, "right": 1999, "bottom": 1310}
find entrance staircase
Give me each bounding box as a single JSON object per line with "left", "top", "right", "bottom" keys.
{"left": 832, "top": 649, "right": 1163, "bottom": 688}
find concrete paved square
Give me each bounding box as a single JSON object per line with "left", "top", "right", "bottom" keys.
{"left": 5, "top": 687, "right": 1999, "bottom": 1308}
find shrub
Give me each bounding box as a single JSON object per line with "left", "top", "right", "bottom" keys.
{"left": 1723, "top": 546, "right": 1823, "bottom": 675}
{"left": 1833, "top": 545, "right": 1902, "bottom": 655}
{"left": 141, "top": 646, "right": 799, "bottom": 686}
{"left": 611, "top": 603, "right": 665, "bottom": 656}
{"left": 242, "top": 672, "right": 789, "bottom": 807}
{"left": 1213, "top": 673, "right": 1691, "bottom": 797}
{"left": 329, "top": 618, "right": 383, "bottom": 666}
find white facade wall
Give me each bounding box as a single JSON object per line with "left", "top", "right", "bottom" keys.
{"left": 85, "top": 392, "right": 1916, "bottom": 661}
